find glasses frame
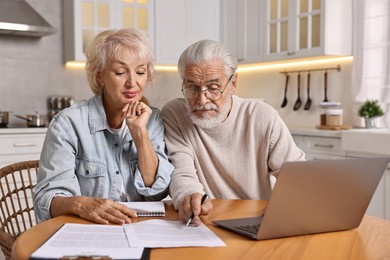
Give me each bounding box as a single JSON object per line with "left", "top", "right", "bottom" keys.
{"left": 181, "top": 74, "right": 234, "bottom": 101}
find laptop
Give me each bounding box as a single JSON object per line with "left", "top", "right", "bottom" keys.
{"left": 212, "top": 157, "right": 389, "bottom": 240}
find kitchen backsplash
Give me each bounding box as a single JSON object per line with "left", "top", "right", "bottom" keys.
{"left": 0, "top": 0, "right": 360, "bottom": 129}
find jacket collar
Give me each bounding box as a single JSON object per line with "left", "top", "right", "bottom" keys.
{"left": 88, "top": 94, "right": 109, "bottom": 134}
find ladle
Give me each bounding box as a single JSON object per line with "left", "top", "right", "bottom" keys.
{"left": 293, "top": 73, "right": 302, "bottom": 111}
{"left": 281, "top": 74, "right": 289, "bottom": 108}
{"left": 323, "top": 70, "right": 329, "bottom": 102}
{"left": 304, "top": 72, "right": 312, "bottom": 110}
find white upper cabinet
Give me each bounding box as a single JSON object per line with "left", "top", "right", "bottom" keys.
{"left": 62, "top": 0, "right": 352, "bottom": 65}
{"left": 262, "top": 0, "right": 352, "bottom": 62}
{"left": 220, "top": 0, "right": 262, "bottom": 64}
{"left": 63, "top": 0, "right": 154, "bottom": 63}
{"left": 154, "top": 0, "right": 220, "bottom": 65}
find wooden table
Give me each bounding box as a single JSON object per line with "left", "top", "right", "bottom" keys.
{"left": 12, "top": 199, "right": 390, "bottom": 260}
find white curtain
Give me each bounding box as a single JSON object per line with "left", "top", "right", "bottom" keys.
{"left": 351, "top": 0, "right": 390, "bottom": 126}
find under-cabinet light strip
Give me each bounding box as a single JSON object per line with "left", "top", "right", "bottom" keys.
{"left": 65, "top": 56, "right": 353, "bottom": 71}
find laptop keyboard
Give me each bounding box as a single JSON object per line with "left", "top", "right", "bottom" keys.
{"left": 234, "top": 224, "right": 260, "bottom": 235}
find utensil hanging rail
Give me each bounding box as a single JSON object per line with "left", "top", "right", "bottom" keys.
{"left": 280, "top": 64, "right": 341, "bottom": 75}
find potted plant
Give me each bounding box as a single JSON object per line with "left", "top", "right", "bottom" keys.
{"left": 358, "top": 99, "right": 384, "bottom": 128}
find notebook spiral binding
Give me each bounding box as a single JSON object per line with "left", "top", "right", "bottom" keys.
{"left": 136, "top": 211, "right": 165, "bottom": 217}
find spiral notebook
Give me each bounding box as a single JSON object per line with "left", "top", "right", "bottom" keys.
{"left": 120, "top": 201, "right": 165, "bottom": 217}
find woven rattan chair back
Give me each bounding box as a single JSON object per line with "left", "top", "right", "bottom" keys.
{"left": 0, "top": 160, "right": 39, "bottom": 260}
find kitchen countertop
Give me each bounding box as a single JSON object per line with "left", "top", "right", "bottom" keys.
{"left": 289, "top": 126, "right": 390, "bottom": 156}
{"left": 341, "top": 128, "right": 390, "bottom": 156}
{"left": 0, "top": 127, "right": 47, "bottom": 134}
{"left": 288, "top": 126, "right": 344, "bottom": 138}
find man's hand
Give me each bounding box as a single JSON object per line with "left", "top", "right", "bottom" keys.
{"left": 179, "top": 193, "right": 213, "bottom": 226}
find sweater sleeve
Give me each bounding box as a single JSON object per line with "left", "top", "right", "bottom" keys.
{"left": 267, "top": 109, "right": 306, "bottom": 178}
{"left": 161, "top": 100, "right": 205, "bottom": 209}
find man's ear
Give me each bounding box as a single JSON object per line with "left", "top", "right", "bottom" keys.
{"left": 231, "top": 73, "right": 238, "bottom": 95}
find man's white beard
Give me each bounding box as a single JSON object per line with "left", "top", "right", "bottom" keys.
{"left": 185, "top": 94, "right": 232, "bottom": 129}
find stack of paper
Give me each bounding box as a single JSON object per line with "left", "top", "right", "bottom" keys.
{"left": 31, "top": 220, "right": 226, "bottom": 259}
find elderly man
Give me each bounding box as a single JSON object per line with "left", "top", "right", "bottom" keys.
{"left": 161, "top": 40, "right": 305, "bottom": 226}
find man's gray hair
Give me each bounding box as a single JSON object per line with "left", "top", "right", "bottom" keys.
{"left": 177, "top": 39, "right": 238, "bottom": 79}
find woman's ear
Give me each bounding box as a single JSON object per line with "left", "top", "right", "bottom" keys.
{"left": 96, "top": 71, "right": 104, "bottom": 87}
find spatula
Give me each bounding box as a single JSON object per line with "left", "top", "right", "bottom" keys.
{"left": 281, "top": 74, "right": 289, "bottom": 108}
{"left": 293, "top": 73, "right": 302, "bottom": 111}
{"left": 304, "top": 72, "right": 312, "bottom": 110}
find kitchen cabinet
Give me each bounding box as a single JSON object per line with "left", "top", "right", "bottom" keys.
{"left": 220, "top": 0, "right": 262, "bottom": 64}
{"left": 0, "top": 128, "right": 46, "bottom": 247}
{"left": 0, "top": 128, "right": 46, "bottom": 168}
{"left": 262, "top": 0, "right": 352, "bottom": 62}
{"left": 63, "top": 0, "right": 154, "bottom": 62}
{"left": 154, "top": 0, "right": 220, "bottom": 65}
{"left": 291, "top": 134, "right": 346, "bottom": 160}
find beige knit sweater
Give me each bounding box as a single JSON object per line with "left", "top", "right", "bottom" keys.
{"left": 161, "top": 96, "right": 305, "bottom": 209}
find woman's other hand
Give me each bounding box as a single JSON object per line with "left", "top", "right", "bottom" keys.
{"left": 51, "top": 196, "right": 137, "bottom": 224}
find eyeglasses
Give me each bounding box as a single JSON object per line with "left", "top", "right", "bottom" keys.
{"left": 181, "top": 74, "right": 234, "bottom": 101}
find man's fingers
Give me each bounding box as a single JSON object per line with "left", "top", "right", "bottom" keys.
{"left": 190, "top": 193, "right": 204, "bottom": 216}
{"left": 200, "top": 199, "right": 213, "bottom": 214}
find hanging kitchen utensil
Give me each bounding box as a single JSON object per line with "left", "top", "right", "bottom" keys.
{"left": 281, "top": 73, "right": 289, "bottom": 108}
{"left": 293, "top": 73, "right": 302, "bottom": 111}
{"left": 323, "top": 70, "right": 329, "bottom": 102}
{"left": 304, "top": 72, "right": 312, "bottom": 110}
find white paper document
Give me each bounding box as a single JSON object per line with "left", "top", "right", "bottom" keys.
{"left": 31, "top": 223, "right": 144, "bottom": 259}
{"left": 124, "top": 219, "right": 226, "bottom": 248}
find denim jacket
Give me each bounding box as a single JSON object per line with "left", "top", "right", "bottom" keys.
{"left": 33, "top": 95, "right": 174, "bottom": 223}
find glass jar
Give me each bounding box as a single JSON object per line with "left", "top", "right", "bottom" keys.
{"left": 326, "top": 108, "right": 343, "bottom": 126}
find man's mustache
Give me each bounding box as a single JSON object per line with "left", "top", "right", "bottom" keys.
{"left": 191, "top": 103, "right": 218, "bottom": 112}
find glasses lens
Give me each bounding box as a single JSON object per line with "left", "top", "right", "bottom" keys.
{"left": 182, "top": 87, "right": 222, "bottom": 101}
{"left": 182, "top": 87, "right": 198, "bottom": 99}
{"left": 206, "top": 89, "right": 221, "bottom": 101}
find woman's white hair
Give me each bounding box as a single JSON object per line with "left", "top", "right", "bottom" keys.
{"left": 177, "top": 39, "right": 238, "bottom": 79}
{"left": 85, "top": 27, "right": 154, "bottom": 95}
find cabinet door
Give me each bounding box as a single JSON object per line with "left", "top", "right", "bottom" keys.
{"left": 263, "top": 0, "right": 351, "bottom": 61}
{"left": 63, "top": 0, "right": 154, "bottom": 63}
{"left": 154, "top": 0, "right": 220, "bottom": 65}
{"left": 0, "top": 133, "right": 45, "bottom": 167}
{"left": 220, "top": 0, "right": 262, "bottom": 63}
{"left": 117, "top": 0, "right": 155, "bottom": 45}
{"left": 63, "top": 0, "right": 116, "bottom": 62}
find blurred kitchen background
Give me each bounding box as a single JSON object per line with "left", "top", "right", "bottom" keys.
{"left": 1, "top": 1, "right": 390, "bottom": 259}
{"left": 1, "top": 0, "right": 383, "bottom": 129}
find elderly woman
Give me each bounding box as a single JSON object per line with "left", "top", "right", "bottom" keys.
{"left": 34, "top": 28, "right": 174, "bottom": 224}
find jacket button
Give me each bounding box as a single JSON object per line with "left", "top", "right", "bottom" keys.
{"left": 86, "top": 170, "right": 89, "bottom": 174}
{"left": 116, "top": 171, "right": 120, "bottom": 175}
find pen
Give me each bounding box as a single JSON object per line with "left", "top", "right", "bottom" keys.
{"left": 186, "top": 193, "right": 208, "bottom": 226}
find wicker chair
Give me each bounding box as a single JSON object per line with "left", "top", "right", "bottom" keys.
{"left": 0, "top": 160, "right": 39, "bottom": 260}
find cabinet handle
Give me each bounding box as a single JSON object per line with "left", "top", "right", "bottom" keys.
{"left": 287, "top": 52, "right": 295, "bottom": 56}
{"left": 13, "top": 143, "right": 37, "bottom": 147}
{"left": 313, "top": 144, "right": 334, "bottom": 149}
